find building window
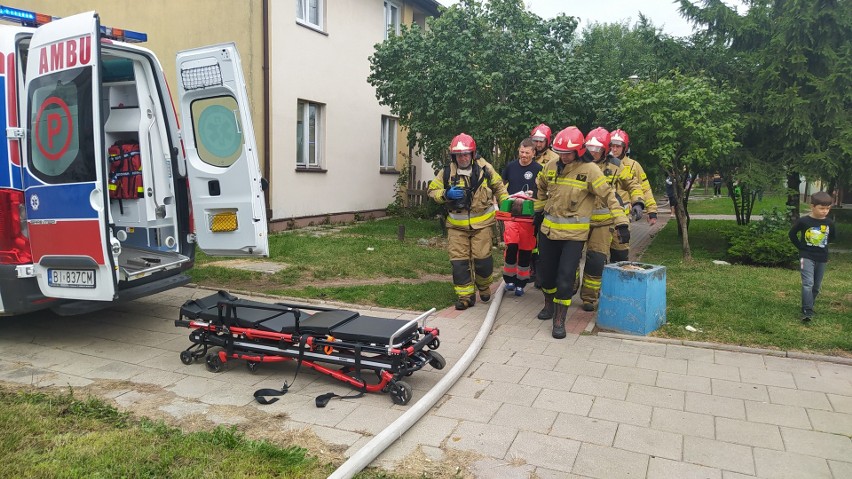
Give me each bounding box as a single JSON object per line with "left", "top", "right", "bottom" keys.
{"left": 384, "top": 1, "right": 400, "bottom": 39}
{"left": 297, "top": 0, "right": 323, "bottom": 29}
{"left": 380, "top": 116, "right": 398, "bottom": 169}
{"left": 297, "top": 100, "right": 323, "bottom": 168}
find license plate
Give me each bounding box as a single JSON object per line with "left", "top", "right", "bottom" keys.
{"left": 47, "top": 269, "right": 96, "bottom": 288}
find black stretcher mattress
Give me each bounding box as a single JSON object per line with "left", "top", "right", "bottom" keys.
{"left": 180, "top": 293, "right": 418, "bottom": 345}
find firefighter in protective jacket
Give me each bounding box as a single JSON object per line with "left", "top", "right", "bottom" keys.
{"left": 428, "top": 133, "right": 509, "bottom": 310}
{"left": 534, "top": 127, "right": 629, "bottom": 338}
{"left": 531, "top": 123, "right": 560, "bottom": 167}
{"left": 580, "top": 127, "right": 644, "bottom": 312}
{"left": 609, "top": 129, "right": 658, "bottom": 262}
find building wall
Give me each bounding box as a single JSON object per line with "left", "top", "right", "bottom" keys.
{"left": 268, "top": 1, "right": 402, "bottom": 227}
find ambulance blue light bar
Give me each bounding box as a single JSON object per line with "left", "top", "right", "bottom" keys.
{"left": 0, "top": 4, "right": 147, "bottom": 43}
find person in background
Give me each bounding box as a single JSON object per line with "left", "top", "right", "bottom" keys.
{"left": 712, "top": 171, "right": 722, "bottom": 197}
{"left": 788, "top": 191, "right": 836, "bottom": 323}
{"left": 428, "top": 133, "right": 509, "bottom": 310}
{"left": 534, "top": 127, "right": 630, "bottom": 338}
{"left": 500, "top": 138, "right": 542, "bottom": 296}
{"left": 530, "top": 123, "right": 559, "bottom": 166}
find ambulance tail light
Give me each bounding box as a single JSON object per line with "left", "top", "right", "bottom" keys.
{"left": 0, "top": 189, "right": 32, "bottom": 265}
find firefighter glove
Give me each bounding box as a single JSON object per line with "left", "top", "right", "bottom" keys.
{"left": 533, "top": 212, "right": 544, "bottom": 230}
{"left": 649, "top": 213, "right": 657, "bottom": 220}
{"left": 446, "top": 187, "right": 465, "bottom": 200}
{"left": 631, "top": 203, "right": 644, "bottom": 221}
{"left": 616, "top": 224, "right": 631, "bottom": 244}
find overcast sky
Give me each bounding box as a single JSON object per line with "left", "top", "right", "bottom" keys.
{"left": 436, "top": 0, "right": 748, "bottom": 38}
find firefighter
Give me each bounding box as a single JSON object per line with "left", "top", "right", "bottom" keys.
{"left": 531, "top": 123, "right": 559, "bottom": 167}
{"left": 608, "top": 129, "right": 658, "bottom": 262}
{"left": 428, "top": 133, "right": 509, "bottom": 310}
{"left": 580, "top": 127, "right": 644, "bottom": 312}
{"left": 534, "top": 126, "right": 630, "bottom": 338}
{"left": 529, "top": 123, "right": 558, "bottom": 287}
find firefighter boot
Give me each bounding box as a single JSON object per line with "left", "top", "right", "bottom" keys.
{"left": 455, "top": 296, "right": 475, "bottom": 311}
{"left": 537, "top": 292, "right": 555, "bottom": 320}
{"left": 552, "top": 303, "right": 568, "bottom": 339}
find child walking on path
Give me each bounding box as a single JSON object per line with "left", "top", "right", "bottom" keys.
{"left": 788, "top": 192, "right": 836, "bottom": 322}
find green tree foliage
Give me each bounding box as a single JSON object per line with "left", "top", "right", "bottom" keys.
{"left": 618, "top": 72, "right": 741, "bottom": 260}
{"left": 678, "top": 0, "right": 852, "bottom": 218}
{"left": 571, "top": 20, "right": 662, "bottom": 129}
{"left": 368, "top": 0, "right": 581, "bottom": 171}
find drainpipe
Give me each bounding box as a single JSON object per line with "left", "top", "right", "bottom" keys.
{"left": 262, "top": 0, "right": 272, "bottom": 220}
{"left": 328, "top": 284, "right": 506, "bottom": 479}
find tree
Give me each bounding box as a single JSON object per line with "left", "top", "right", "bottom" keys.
{"left": 618, "top": 72, "right": 741, "bottom": 260}
{"left": 368, "top": 0, "right": 581, "bottom": 172}
{"left": 678, "top": 0, "right": 852, "bottom": 219}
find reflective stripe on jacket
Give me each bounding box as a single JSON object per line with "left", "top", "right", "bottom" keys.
{"left": 619, "top": 156, "right": 657, "bottom": 214}
{"left": 428, "top": 158, "right": 509, "bottom": 230}
{"left": 590, "top": 155, "right": 643, "bottom": 226}
{"left": 534, "top": 157, "right": 627, "bottom": 241}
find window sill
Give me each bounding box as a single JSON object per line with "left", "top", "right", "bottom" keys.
{"left": 380, "top": 168, "right": 400, "bottom": 175}
{"left": 296, "top": 167, "right": 327, "bottom": 173}
{"left": 296, "top": 20, "right": 328, "bottom": 36}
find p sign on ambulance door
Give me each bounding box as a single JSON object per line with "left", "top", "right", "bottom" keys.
{"left": 22, "top": 12, "right": 116, "bottom": 301}
{"left": 176, "top": 43, "right": 268, "bottom": 257}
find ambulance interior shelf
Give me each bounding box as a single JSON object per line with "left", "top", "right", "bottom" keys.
{"left": 101, "top": 56, "right": 184, "bottom": 280}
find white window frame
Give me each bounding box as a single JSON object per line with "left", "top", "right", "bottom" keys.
{"left": 380, "top": 116, "right": 398, "bottom": 169}
{"left": 297, "top": 0, "right": 323, "bottom": 30}
{"left": 384, "top": 1, "right": 401, "bottom": 39}
{"left": 296, "top": 100, "right": 323, "bottom": 169}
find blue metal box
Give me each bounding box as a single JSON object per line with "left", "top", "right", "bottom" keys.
{"left": 597, "top": 262, "right": 666, "bottom": 335}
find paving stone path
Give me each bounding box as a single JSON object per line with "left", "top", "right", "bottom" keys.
{"left": 0, "top": 211, "right": 850, "bottom": 478}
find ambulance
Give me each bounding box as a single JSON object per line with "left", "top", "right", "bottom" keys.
{"left": 0, "top": 5, "right": 268, "bottom": 315}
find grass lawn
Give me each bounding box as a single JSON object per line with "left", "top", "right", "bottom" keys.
{"left": 190, "top": 218, "right": 496, "bottom": 311}
{"left": 0, "top": 387, "right": 410, "bottom": 478}
{"left": 641, "top": 217, "right": 852, "bottom": 355}
{"left": 685, "top": 191, "right": 806, "bottom": 215}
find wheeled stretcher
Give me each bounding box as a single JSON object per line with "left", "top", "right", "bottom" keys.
{"left": 175, "top": 291, "right": 444, "bottom": 405}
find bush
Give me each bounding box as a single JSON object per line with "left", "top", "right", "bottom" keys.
{"left": 726, "top": 207, "right": 798, "bottom": 266}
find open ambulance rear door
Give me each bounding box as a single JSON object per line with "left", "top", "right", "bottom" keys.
{"left": 22, "top": 12, "right": 117, "bottom": 301}
{"left": 176, "top": 43, "right": 268, "bottom": 257}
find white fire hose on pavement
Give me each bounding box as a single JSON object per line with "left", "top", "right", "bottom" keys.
{"left": 328, "top": 283, "right": 506, "bottom": 479}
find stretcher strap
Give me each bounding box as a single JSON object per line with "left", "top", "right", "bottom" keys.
{"left": 253, "top": 384, "right": 289, "bottom": 405}
{"left": 315, "top": 389, "right": 365, "bottom": 408}
{"left": 253, "top": 334, "right": 309, "bottom": 405}
{"left": 315, "top": 343, "right": 367, "bottom": 408}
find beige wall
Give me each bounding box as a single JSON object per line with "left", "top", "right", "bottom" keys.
{"left": 11, "top": 0, "right": 266, "bottom": 173}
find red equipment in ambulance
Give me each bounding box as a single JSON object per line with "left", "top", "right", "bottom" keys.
{"left": 0, "top": 5, "right": 268, "bottom": 315}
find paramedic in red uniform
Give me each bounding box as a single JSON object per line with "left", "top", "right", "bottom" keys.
{"left": 534, "top": 127, "right": 630, "bottom": 338}
{"left": 428, "top": 133, "right": 509, "bottom": 310}
{"left": 500, "top": 138, "right": 542, "bottom": 296}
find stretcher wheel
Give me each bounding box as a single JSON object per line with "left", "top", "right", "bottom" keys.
{"left": 246, "top": 361, "right": 259, "bottom": 374}
{"left": 389, "top": 381, "right": 412, "bottom": 405}
{"left": 428, "top": 351, "right": 446, "bottom": 370}
{"left": 205, "top": 354, "right": 223, "bottom": 373}
{"left": 428, "top": 338, "right": 440, "bottom": 350}
{"left": 179, "top": 351, "right": 194, "bottom": 365}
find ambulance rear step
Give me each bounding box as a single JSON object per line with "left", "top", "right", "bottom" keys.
{"left": 118, "top": 246, "right": 189, "bottom": 281}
